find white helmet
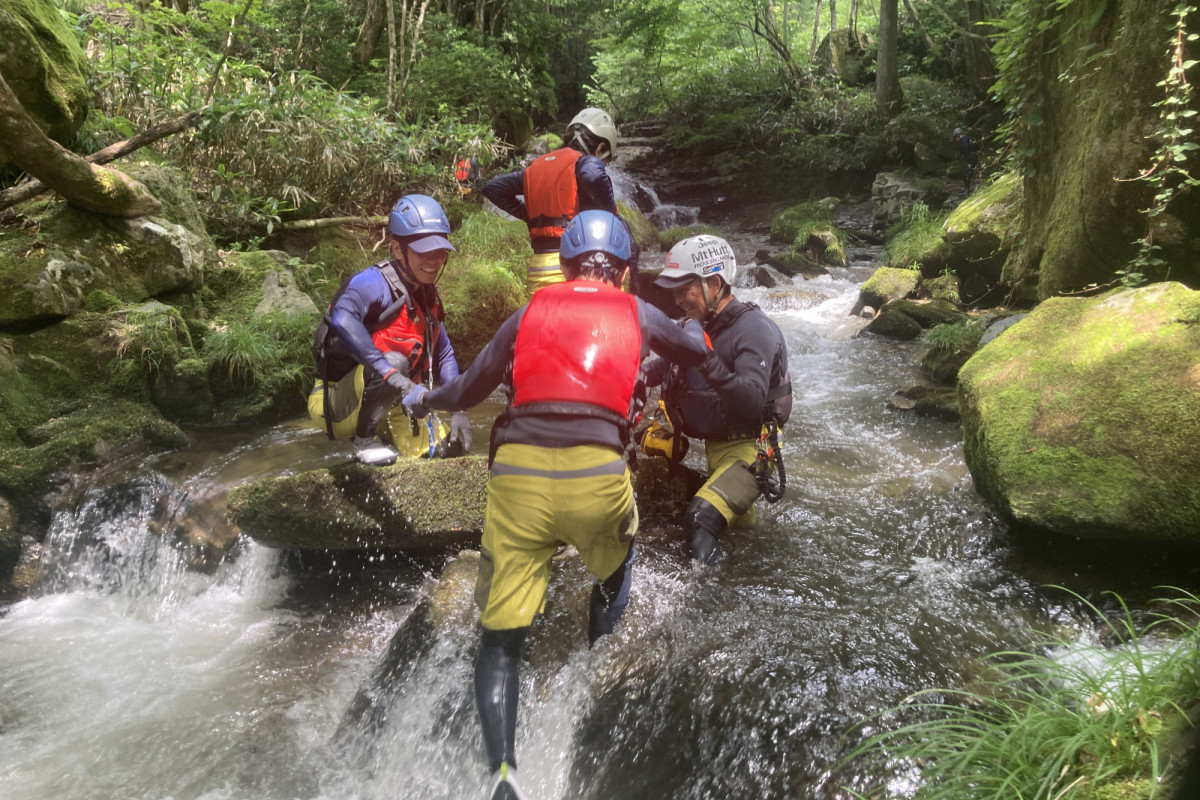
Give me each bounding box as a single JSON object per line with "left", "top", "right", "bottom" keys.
{"left": 567, "top": 108, "right": 619, "bottom": 160}
{"left": 654, "top": 234, "right": 737, "bottom": 290}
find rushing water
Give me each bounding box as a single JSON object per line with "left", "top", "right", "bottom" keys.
{"left": 0, "top": 166, "right": 1178, "bottom": 800}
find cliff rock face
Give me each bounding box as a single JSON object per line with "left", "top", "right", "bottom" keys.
{"left": 0, "top": 0, "right": 90, "bottom": 158}
{"left": 958, "top": 282, "right": 1200, "bottom": 543}
{"left": 1004, "top": 0, "right": 1200, "bottom": 299}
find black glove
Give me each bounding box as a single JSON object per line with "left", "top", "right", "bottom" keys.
{"left": 450, "top": 411, "right": 472, "bottom": 453}
{"left": 385, "top": 369, "right": 415, "bottom": 395}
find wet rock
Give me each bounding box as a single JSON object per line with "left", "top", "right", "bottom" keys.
{"left": 888, "top": 386, "right": 960, "bottom": 421}
{"left": 851, "top": 266, "right": 920, "bottom": 317}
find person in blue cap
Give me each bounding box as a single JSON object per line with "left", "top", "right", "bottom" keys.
{"left": 309, "top": 194, "right": 472, "bottom": 465}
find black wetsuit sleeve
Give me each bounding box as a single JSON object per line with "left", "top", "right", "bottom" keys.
{"left": 576, "top": 156, "right": 618, "bottom": 214}
{"left": 481, "top": 170, "right": 529, "bottom": 221}
{"left": 423, "top": 308, "right": 526, "bottom": 411}
{"left": 328, "top": 268, "right": 394, "bottom": 379}
{"left": 641, "top": 301, "right": 709, "bottom": 367}
{"left": 701, "top": 309, "right": 774, "bottom": 412}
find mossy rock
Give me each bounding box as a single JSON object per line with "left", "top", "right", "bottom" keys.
{"left": 617, "top": 200, "right": 659, "bottom": 251}
{"left": 765, "top": 250, "right": 829, "bottom": 280}
{"left": 855, "top": 266, "right": 921, "bottom": 313}
{"left": 227, "top": 453, "right": 705, "bottom": 551}
{"left": 923, "top": 273, "right": 961, "bottom": 304}
{"left": 887, "top": 385, "right": 960, "bottom": 420}
{"left": 862, "top": 306, "right": 922, "bottom": 340}
{"left": 0, "top": 398, "right": 187, "bottom": 539}
{"left": 922, "top": 345, "right": 975, "bottom": 385}
{"left": 660, "top": 224, "right": 724, "bottom": 251}
{"left": 958, "top": 282, "right": 1200, "bottom": 543}
{"left": 0, "top": 0, "right": 89, "bottom": 154}
{"left": 769, "top": 200, "right": 837, "bottom": 246}
{"left": 881, "top": 298, "right": 967, "bottom": 329}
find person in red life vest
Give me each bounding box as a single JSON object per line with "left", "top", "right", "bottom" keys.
{"left": 401, "top": 210, "right": 709, "bottom": 800}
{"left": 482, "top": 108, "right": 637, "bottom": 295}
{"left": 308, "top": 194, "right": 472, "bottom": 466}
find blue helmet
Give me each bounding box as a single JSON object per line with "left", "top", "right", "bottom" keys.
{"left": 387, "top": 194, "right": 455, "bottom": 253}
{"left": 561, "top": 211, "right": 638, "bottom": 280}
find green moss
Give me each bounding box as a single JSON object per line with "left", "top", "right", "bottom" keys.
{"left": 770, "top": 200, "right": 836, "bottom": 245}
{"left": 659, "top": 224, "right": 724, "bottom": 251}
{"left": 859, "top": 266, "right": 921, "bottom": 309}
{"left": 958, "top": 283, "right": 1200, "bottom": 541}
{"left": 617, "top": 200, "right": 658, "bottom": 250}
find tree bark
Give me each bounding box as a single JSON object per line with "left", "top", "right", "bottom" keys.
{"left": 276, "top": 215, "right": 386, "bottom": 231}
{"left": 0, "top": 71, "right": 159, "bottom": 217}
{"left": 875, "top": 0, "right": 903, "bottom": 118}
{"left": 354, "top": 0, "right": 387, "bottom": 67}
{"left": 0, "top": 111, "right": 200, "bottom": 211}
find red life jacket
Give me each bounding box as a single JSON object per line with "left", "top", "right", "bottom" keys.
{"left": 370, "top": 291, "right": 443, "bottom": 384}
{"left": 523, "top": 147, "right": 582, "bottom": 240}
{"left": 455, "top": 159, "right": 470, "bottom": 182}
{"left": 511, "top": 280, "right": 642, "bottom": 418}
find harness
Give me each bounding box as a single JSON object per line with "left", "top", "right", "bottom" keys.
{"left": 311, "top": 261, "right": 423, "bottom": 440}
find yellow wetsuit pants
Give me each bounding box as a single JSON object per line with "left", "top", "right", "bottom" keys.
{"left": 476, "top": 443, "right": 638, "bottom": 631}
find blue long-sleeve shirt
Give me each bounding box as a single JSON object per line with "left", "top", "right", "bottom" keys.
{"left": 423, "top": 290, "right": 709, "bottom": 452}
{"left": 326, "top": 264, "right": 460, "bottom": 386}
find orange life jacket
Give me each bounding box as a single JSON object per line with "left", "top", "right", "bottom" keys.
{"left": 522, "top": 147, "right": 582, "bottom": 240}
{"left": 511, "top": 280, "right": 641, "bottom": 418}
{"left": 455, "top": 159, "right": 471, "bottom": 182}
{"left": 370, "top": 292, "right": 443, "bottom": 384}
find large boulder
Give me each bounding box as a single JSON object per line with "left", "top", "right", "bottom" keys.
{"left": 958, "top": 282, "right": 1200, "bottom": 543}
{"left": 0, "top": 0, "right": 89, "bottom": 157}
{"left": 1, "top": 167, "right": 216, "bottom": 326}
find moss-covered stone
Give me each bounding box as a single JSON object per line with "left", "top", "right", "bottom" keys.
{"left": 958, "top": 282, "right": 1200, "bottom": 542}
{"left": 0, "top": 0, "right": 89, "bottom": 154}
{"left": 862, "top": 306, "right": 922, "bottom": 340}
{"left": 882, "top": 298, "right": 967, "bottom": 329}
{"left": 769, "top": 199, "right": 838, "bottom": 246}
{"left": 617, "top": 200, "right": 659, "bottom": 251}
{"left": 924, "top": 272, "right": 961, "bottom": 304}
{"left": 888, "top": 385, "right": 960, "bottom": 420}
{"left": 856, "top": 266, "right": 921, "bottom": 312}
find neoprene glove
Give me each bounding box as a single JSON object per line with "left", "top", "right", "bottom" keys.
{"left": 402, "top": 385, "right": 429, "bottom": 418}
{"left": 450, "top": 411, "right": 472, "bottom": 453}
{"left": 385, "top": 368, "right": 415, "bottom": 395}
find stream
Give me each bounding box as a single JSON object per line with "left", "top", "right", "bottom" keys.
{"left": 0, "top": 151, "right": 1187, "bottom": 800}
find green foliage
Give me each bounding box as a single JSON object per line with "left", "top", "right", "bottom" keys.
{"left": 659, "top": 224, "right": 725, "bottom": 251}
{"left": 921, "top": 319, "right": 985, "bottom": 353}
{"left": 438, "top": 210, "right": 529, "bottom": 362}
{"left": 846, "top": 588, "right": 1200, "bottom": 800}
{"left": 102, "top": 305, "right": 194, "bottom": 376}
{"left": 884, "top": 202, "right": 951, "bottom": 268}
{"left": 771, "top": 201, "right": 835, "bottom": 245}
{"left": 202, "top": 312, "right": 311, "bottom": 388}
{"left": 80, "top": 4, "right": 501, "bottom": 244}
{"left": 1129, "top": 4, "right": 1199, "bottom": 278}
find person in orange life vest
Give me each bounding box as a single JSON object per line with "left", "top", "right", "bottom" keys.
{"left": 481, "top": 108, "right": 637, "bottom": 294}
{"left": 308, "top": 194, "right": 471, "bottom": 466}
{"left": 402, "top": 210, "right": 709, "bottom": 800}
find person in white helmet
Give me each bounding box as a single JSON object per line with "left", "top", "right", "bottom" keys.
{"left": 482, "top": 108, "right": 637, "bottom": 294}
{"left": 649, "top": 234, "right": 792, "bottom": 565}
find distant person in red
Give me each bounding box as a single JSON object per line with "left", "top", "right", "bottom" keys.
{"left": 482, "top": 108, "right": 630, "bottom": 294}
{"left": 455, "top": 156, "right": 481, "bottom": 196}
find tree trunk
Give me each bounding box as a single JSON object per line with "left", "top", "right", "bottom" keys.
{"left": 901, "top": 0, "right": 936, "bottom": 51}
{"left": 875, "top": 0, "right": 903, "bottom": 118}
{"left": 386, "top": 0, "right": 398, "bottom": 112}
{"left": 0, "top": 71, "right": 160, "bottom": 218}
{"left": 830, "top": 0, "right": 837, "bottom": 32}
{"left": 354, "top": 0, "right": 387, "bottom": 67}
{"left": 809, "top": 0, "right": 823, "bottom": 63}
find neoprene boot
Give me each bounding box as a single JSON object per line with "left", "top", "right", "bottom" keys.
{"left": 475, "top": 627, "right": 525, "bottom": 777}
{"left": 587, "top": 545, "right": 635, "bottom": 646}
{"left": 685, "top": 497, "right": 728, "bottom": 565}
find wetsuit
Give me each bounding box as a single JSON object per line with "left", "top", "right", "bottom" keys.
{"left": 661, "top": 298, "right": 791, "bottom": 561}
{"left": 421, "top": 281, "right": 709, "bottom": 778}
{"left": 308, "top": 261, "right": 460, "bottom": 443}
